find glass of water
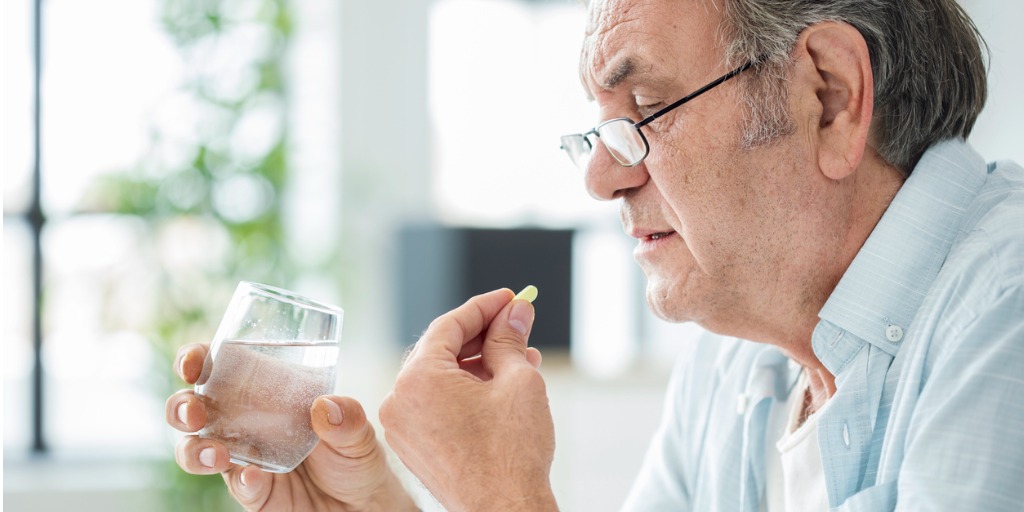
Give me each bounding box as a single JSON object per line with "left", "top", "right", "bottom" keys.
{"left": 194, "top": 281, "right": 343, "bottom": 473}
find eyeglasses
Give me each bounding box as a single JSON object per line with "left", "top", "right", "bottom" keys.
{"left": 560, "top": 61, "right": 754, "bottom": 170}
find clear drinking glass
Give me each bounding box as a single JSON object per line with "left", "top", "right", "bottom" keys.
{"left": 194, "top": 281, "right": 343, "bottom": 473}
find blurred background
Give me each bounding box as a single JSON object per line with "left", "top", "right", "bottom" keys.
{"left": 3, "top": 0, "right": 1021, "bottom": 510}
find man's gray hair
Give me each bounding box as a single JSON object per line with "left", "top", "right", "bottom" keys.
{"left": 719, "top": 0, "right": 988, "bottom": 173}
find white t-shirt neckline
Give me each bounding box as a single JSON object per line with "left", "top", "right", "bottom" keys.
{"left": 764, "top": 369, "right": 831, "bottom": 512}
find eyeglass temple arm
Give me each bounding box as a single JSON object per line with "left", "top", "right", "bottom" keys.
{"left": 635, "top": 60, "right": 755, "bottom": 129}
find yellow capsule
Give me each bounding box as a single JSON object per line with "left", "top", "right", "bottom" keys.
{"left": 513, "top": 285, "right": 538, "bottom": 303}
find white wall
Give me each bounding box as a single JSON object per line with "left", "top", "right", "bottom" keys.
{"left": 964, "top": 0, "right": 1024, "bottom": 164}
{"left": 5, "top": 1, "right": 1020, "bottom": 511}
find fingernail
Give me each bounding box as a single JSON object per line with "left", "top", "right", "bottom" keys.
{"left": 199, "top": 447, "right": 216, "bottom": 468}
{"left": 324, "top": 399, "right": 343, "bottom": 425}
{"left": 509, "top": 300, "right": 534, "bottom": 336}
{"left": 177, "top": 402, "right": 189, "bottom": 424}
{"left": 178, "top": 355, "right": 187, "bottom": 379}
{"left": 238, "top": 467, "right": 257, "bottom": 498}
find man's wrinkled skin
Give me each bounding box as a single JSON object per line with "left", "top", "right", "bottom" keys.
{"left": 166, "top": 0, "right": 909, "bottom": 508}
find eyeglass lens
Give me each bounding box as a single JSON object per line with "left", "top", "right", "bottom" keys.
{"left": 560, "top": 134, "right": 592, "bottom": 169}
{"left": 597, "top": 119, "right": 647, "bottom": 166}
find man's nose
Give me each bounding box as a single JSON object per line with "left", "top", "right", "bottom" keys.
{"left": 583, "top": 142, "right": 650, "bottom": 200}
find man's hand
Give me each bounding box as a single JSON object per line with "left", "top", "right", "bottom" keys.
{"left": 165, "top": 343, "right": 417, "bottom": 512}
{"left": 379, "top": 289, "right": 558, "bottom": 512}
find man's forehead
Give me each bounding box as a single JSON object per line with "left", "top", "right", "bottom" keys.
{"left": 581, "top": 0, "right": 647, "bottom": 91}
{"left": 584, "top": 0, "right": 637, "bottom": 39}
{"left": 580, "top": 0, "right": 721, "bottom": 97}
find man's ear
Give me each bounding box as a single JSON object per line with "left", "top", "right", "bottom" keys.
{"left": 789, "top": 21, "right": 873, "bottom": 181}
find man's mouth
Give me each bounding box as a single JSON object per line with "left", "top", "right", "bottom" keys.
{"left": 626, "top": 225, "right": 679, "bottom": 244}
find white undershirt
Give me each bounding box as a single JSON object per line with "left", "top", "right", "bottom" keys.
{"left": 763, "top": 371, "right": 831, "bottom": 512}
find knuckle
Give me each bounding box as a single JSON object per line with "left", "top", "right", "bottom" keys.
{"left": 400, "top": 343, "right": 418, "bottom": 368}
{"left": 424, "top": 314, "right": 452, "bottom": 334}
{"left": 224, "top": 469, "right": 261, "bottom": 508}
{"left": 508, "top": 364, "right": 547, "bottom": 391}
{"left": 222, "top": 471, "right": 245, "bottom": 501}
{"left": 507, "top": 363, "right": 537, "bottom": 381}
{"left": 174, "top": 442, "right": 187, "bottom": 469}
{"left": 175, "top": 437, "right": 197, "bottom": 472}
{"left": 379, "top": 394, "right": 399, "bottom": 430}
{"left": 489, "top": 332, "right": 527, "bottom": 351}
{"left": 380, "top": 375, "right": 420, "bottom": 426}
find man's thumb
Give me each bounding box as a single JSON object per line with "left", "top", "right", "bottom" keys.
{"left": 310, "top": 396, "right": 378, "bottom": 458}
{"left": 481, "top": 298, "right": 536, "bottom": 375}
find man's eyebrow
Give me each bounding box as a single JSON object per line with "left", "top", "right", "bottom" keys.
{"left": 582, "top": 56, "right": 639, "bottom": 101}
{"left": 600, "top": 57, "right": 636, "bottom": 90}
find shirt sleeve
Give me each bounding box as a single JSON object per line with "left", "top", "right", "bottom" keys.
{"left": 621, "top": 332, "right": 738, "bottom": 511}
{"left": 620, "top": 347, "right": 694, "bottom": 512}
{"left": 894, "top": 283, "right": 1024, "bottom": 511}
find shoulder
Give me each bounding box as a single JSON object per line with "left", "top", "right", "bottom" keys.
{"left": 666, "top": 331, "right": 772, "bottom": 392}
{"left": 663, "top": 331, "right": 785, "bottom": 423}
{"left": 942, "top": 158, "right": 1024, "bottom": 307}
{"left": 915, "top": 159, "right": 1024, "bottom": 366}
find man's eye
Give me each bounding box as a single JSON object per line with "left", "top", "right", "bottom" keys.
{"left": 637, "top": 101, "right": 662, "bottom": 118}
{"left": 634, "top": 98, "right": 659, "bottom": 117}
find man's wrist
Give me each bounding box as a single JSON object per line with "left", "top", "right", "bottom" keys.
{"left": 505, "top": 488, "right": 559, "bottom": 512}
{"left": 357, "top": 472, "right": 418, "bottom": 512}
{"left": 461, "top": 484, "right": 558, "bottom": 512}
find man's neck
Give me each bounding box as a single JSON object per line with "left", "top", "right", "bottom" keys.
{"left": 805, "top": 362, "right": 837, "bottom": 415}
{"left": 779, "top": 147, "right": 905, "bottom": 409}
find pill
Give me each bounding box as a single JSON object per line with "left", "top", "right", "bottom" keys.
{"left": 513, "top": 285, "right": 538, "bottom": 303}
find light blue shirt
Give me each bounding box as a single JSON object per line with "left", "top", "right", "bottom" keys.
{"left": 622, "top": 139, "right": 1024, "bottom": 511}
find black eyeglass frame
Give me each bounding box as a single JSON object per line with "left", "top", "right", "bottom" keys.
{"left": 561, "top": 60, "right": 755, "bottom": 168}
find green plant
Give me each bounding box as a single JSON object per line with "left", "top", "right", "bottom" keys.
{"left": 87, "top": 0, "right": 300, "bottom": 509}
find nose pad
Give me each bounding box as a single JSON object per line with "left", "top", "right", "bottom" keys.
{"left": 583, "top": 141, "right": 650, "bottom": 200}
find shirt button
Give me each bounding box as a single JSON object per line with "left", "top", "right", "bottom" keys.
{"left": 736, "top": 394, "right": 748, "bottom": 415}
{"left": 886, "top": 324, "right": 904, "bottom": 342}
{"left": 843, "top": 422, "right": 851, "bottom": 448}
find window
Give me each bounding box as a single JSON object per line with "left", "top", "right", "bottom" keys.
{"left": 3, "top": 0, "right": 184, "bottom": 457}
{"left": 429, "top": 0, "right": 614, "bottom": 227}
{"left": 3, "top": 0, "right": 314, "bottom": 464}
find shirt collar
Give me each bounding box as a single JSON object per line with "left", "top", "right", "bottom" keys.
{"left": 814, "top": 139, "right": 988, "bottom": 374}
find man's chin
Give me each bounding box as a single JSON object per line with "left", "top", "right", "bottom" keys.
{"left": 644, "top": 281, "right": 693, "bottom": 323}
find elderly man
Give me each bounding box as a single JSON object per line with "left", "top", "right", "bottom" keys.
{"left": 166, "top": 0, "right": 1023, "bottom": 510}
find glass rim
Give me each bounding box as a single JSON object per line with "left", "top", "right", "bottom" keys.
{"left": 237, "top": 281, "right": 344, "bottom": 317}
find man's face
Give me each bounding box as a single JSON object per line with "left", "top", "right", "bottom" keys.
{"left": 580, "top": 0, "right": 829, "bottom": 336}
